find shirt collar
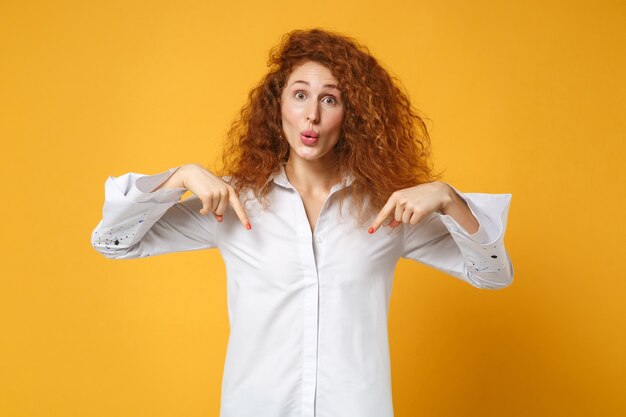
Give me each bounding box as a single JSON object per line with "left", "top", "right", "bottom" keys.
{"left": 269, "top": 163, "right": 355, "bottom": 193}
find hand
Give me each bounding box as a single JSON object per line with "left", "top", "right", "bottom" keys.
{"left": 368, "top": 181, "right": 451, "bottom": 234}
{"left": 159, "top": 163, "right": 251, "bottom": 230}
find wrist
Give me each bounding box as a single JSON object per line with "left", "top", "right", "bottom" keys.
{"left": 154, "top": 165, "right": 187, "bottom": 191}
{"left": 437, "top": 182, "right": 456, "bottom": 214}
{"left": 437, "top": 182, "right": 480, "bottom": 234}
{"left": 172, "top": 164, "right": 189, "bottom": 189}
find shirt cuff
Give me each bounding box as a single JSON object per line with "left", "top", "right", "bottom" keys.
{"left": 125, "top": 166, "right": 187, "bottom": 204}
{"left": 437, "top": 183, "right": 513, "bottom": 276}
{"left": 437, "top": 183, "right": 510, "bottom": 245}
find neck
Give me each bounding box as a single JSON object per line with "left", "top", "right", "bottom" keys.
{"left": 284, "top": 154, "right": 342, "bottom": 195}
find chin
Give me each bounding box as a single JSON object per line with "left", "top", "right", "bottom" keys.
{"left": 287, "top": 138, "right": 337, "bottom": 162}
{"left": 295, "top": 151, "right": 324, "bottom": 161}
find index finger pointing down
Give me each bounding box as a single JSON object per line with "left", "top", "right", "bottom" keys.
{"left": 228, "top": 188, "right": 251, "bottom": 230}
{"left": 368, "top": 197, "right": 396, "bottom": 234}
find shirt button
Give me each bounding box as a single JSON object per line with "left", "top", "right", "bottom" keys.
{"left": 315, "top": 237, "right": 323, "bottom": 243}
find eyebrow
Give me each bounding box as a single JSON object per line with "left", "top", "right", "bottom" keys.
{"left": 290, "top": 80, "right": 341, "bottom": 91}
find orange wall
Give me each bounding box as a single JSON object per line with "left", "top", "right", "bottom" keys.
{"left": 1, "top": 1, "right": 624, "bottom": 416}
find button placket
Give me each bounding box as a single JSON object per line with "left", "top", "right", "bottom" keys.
{"left": 283, "top": 174, "right": 348, "bottom": 417}
{"left": 287, "top": 189, "right": 318, "bottom": 417}
{"left": 292, "top": 187, "right": 340, "bottom": 417}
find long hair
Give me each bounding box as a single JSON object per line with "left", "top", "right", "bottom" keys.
{"left": 216, "top": 28, "right": 444, "bottom": 226}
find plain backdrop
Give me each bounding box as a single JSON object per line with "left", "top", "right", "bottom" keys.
{"left": 1, "top": 0, "right": 624, "bottom": 416}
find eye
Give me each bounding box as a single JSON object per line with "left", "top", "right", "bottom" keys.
{"left": 322, "top": 96, "right": 337, "bottom": 104}
{"left": 294, "top": 91, "right": 306, "bottom": 100}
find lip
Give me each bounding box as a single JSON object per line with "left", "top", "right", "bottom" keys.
{"left": 300, "top": 130, "right": 319, "bottom": 138}
{"left": 300, "top": 134, "right": 319, "bottom": 146}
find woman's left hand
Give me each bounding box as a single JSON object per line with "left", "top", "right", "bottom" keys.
{"left": 367, "top": 181, "right": 473, "bottom": 234}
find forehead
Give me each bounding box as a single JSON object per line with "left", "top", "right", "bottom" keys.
{"left": 286, "top": 61, "right": 339, "bottom": 85}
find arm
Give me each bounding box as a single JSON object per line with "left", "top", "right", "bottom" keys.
{"left": 402, "top": 184, "right": 514, "bottom": 289}
{"left": 90, "top": 166, "right": 218, "bottom": 259}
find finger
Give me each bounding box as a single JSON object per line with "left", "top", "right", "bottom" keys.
{"left": 387, "top": 218, "right": 401, "bottom": 228}
{"left": 210, "top": 191, "right": 221, "bottom": 213}
{"left": 409, "top": 210, "right": 422, "bottom": 225}
{"left": 200, "top": 194, "right": 214, "bottom": 216}
{"left": 395, "top": 200, "right": 405, "bottom": 225}
{"left": 214, "top": 188, "right": 230, "bottom": 216}
{"left": 402, "top": 206, "right": 413, "bottom": 224}
{"left": 369, "top": 197, "right": 396, "bottom": 234}
{"left": 213, "top": 190, "right": 228, "bottom": 223}
{"left": 228, "top": 188, "right": 251, "bottom": 230}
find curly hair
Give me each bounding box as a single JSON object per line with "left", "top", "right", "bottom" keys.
{"left": 216, "top": 27, "right": 444, "bottom": 226}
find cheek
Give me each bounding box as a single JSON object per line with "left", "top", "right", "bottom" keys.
{"left": 281, "top": 104, "right": 301, "bottom": 125}
{"left": 328, "top": 111, "right": 345, "bottom": 130}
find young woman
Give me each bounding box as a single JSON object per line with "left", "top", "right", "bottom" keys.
{"left": 92, "top": 28, "right": 513, "bottom": 417}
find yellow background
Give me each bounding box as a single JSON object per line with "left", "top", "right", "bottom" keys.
{"left": 1, "top": 0, "right": 624, "bottom": 416}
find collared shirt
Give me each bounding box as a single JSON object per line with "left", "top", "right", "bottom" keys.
{"left": 91, "top": 163, "right": 514, "bottom": 417}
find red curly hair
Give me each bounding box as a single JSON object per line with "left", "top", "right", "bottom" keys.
{"left": 216, "top": 28, "right": 443, "bottom": 225}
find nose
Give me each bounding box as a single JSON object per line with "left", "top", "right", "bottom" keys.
{"left": 305, "top": 101, "right": 320, "bottom": 124}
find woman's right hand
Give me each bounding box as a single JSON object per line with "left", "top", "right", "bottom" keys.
{"left": 155, "top": 163, "right": 251, "bottom": 230}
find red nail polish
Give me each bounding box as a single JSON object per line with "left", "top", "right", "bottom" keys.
{"left": 246, "top": 223, "right": 251, "bottom": 230}
{"left": 368, "top": 227, "right": 375, "bottom": 234}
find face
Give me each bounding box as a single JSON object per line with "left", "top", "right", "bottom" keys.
{"left": 280, "top": 60, "right": 345, "bottom": 165}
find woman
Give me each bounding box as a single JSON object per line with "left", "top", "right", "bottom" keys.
{"left": 91, "top": 28, "right": 513, "bottom": 417}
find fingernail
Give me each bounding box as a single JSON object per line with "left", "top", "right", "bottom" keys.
{"left": 368, "top": 227, "right": 375, "bottom": 234}
{"left": 246, "top": 223, "right": 251, "bottom": 230}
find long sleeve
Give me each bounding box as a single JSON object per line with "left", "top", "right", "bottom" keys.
{"left": 90, "top": 166, "right": 218, "bottom": 259}
{"left": 402, "top": 184, "right": 514, "bottom": 289}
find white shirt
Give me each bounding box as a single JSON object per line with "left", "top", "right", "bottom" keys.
{"left": 91, "top": 163, "right": 514, "bottom": 417}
